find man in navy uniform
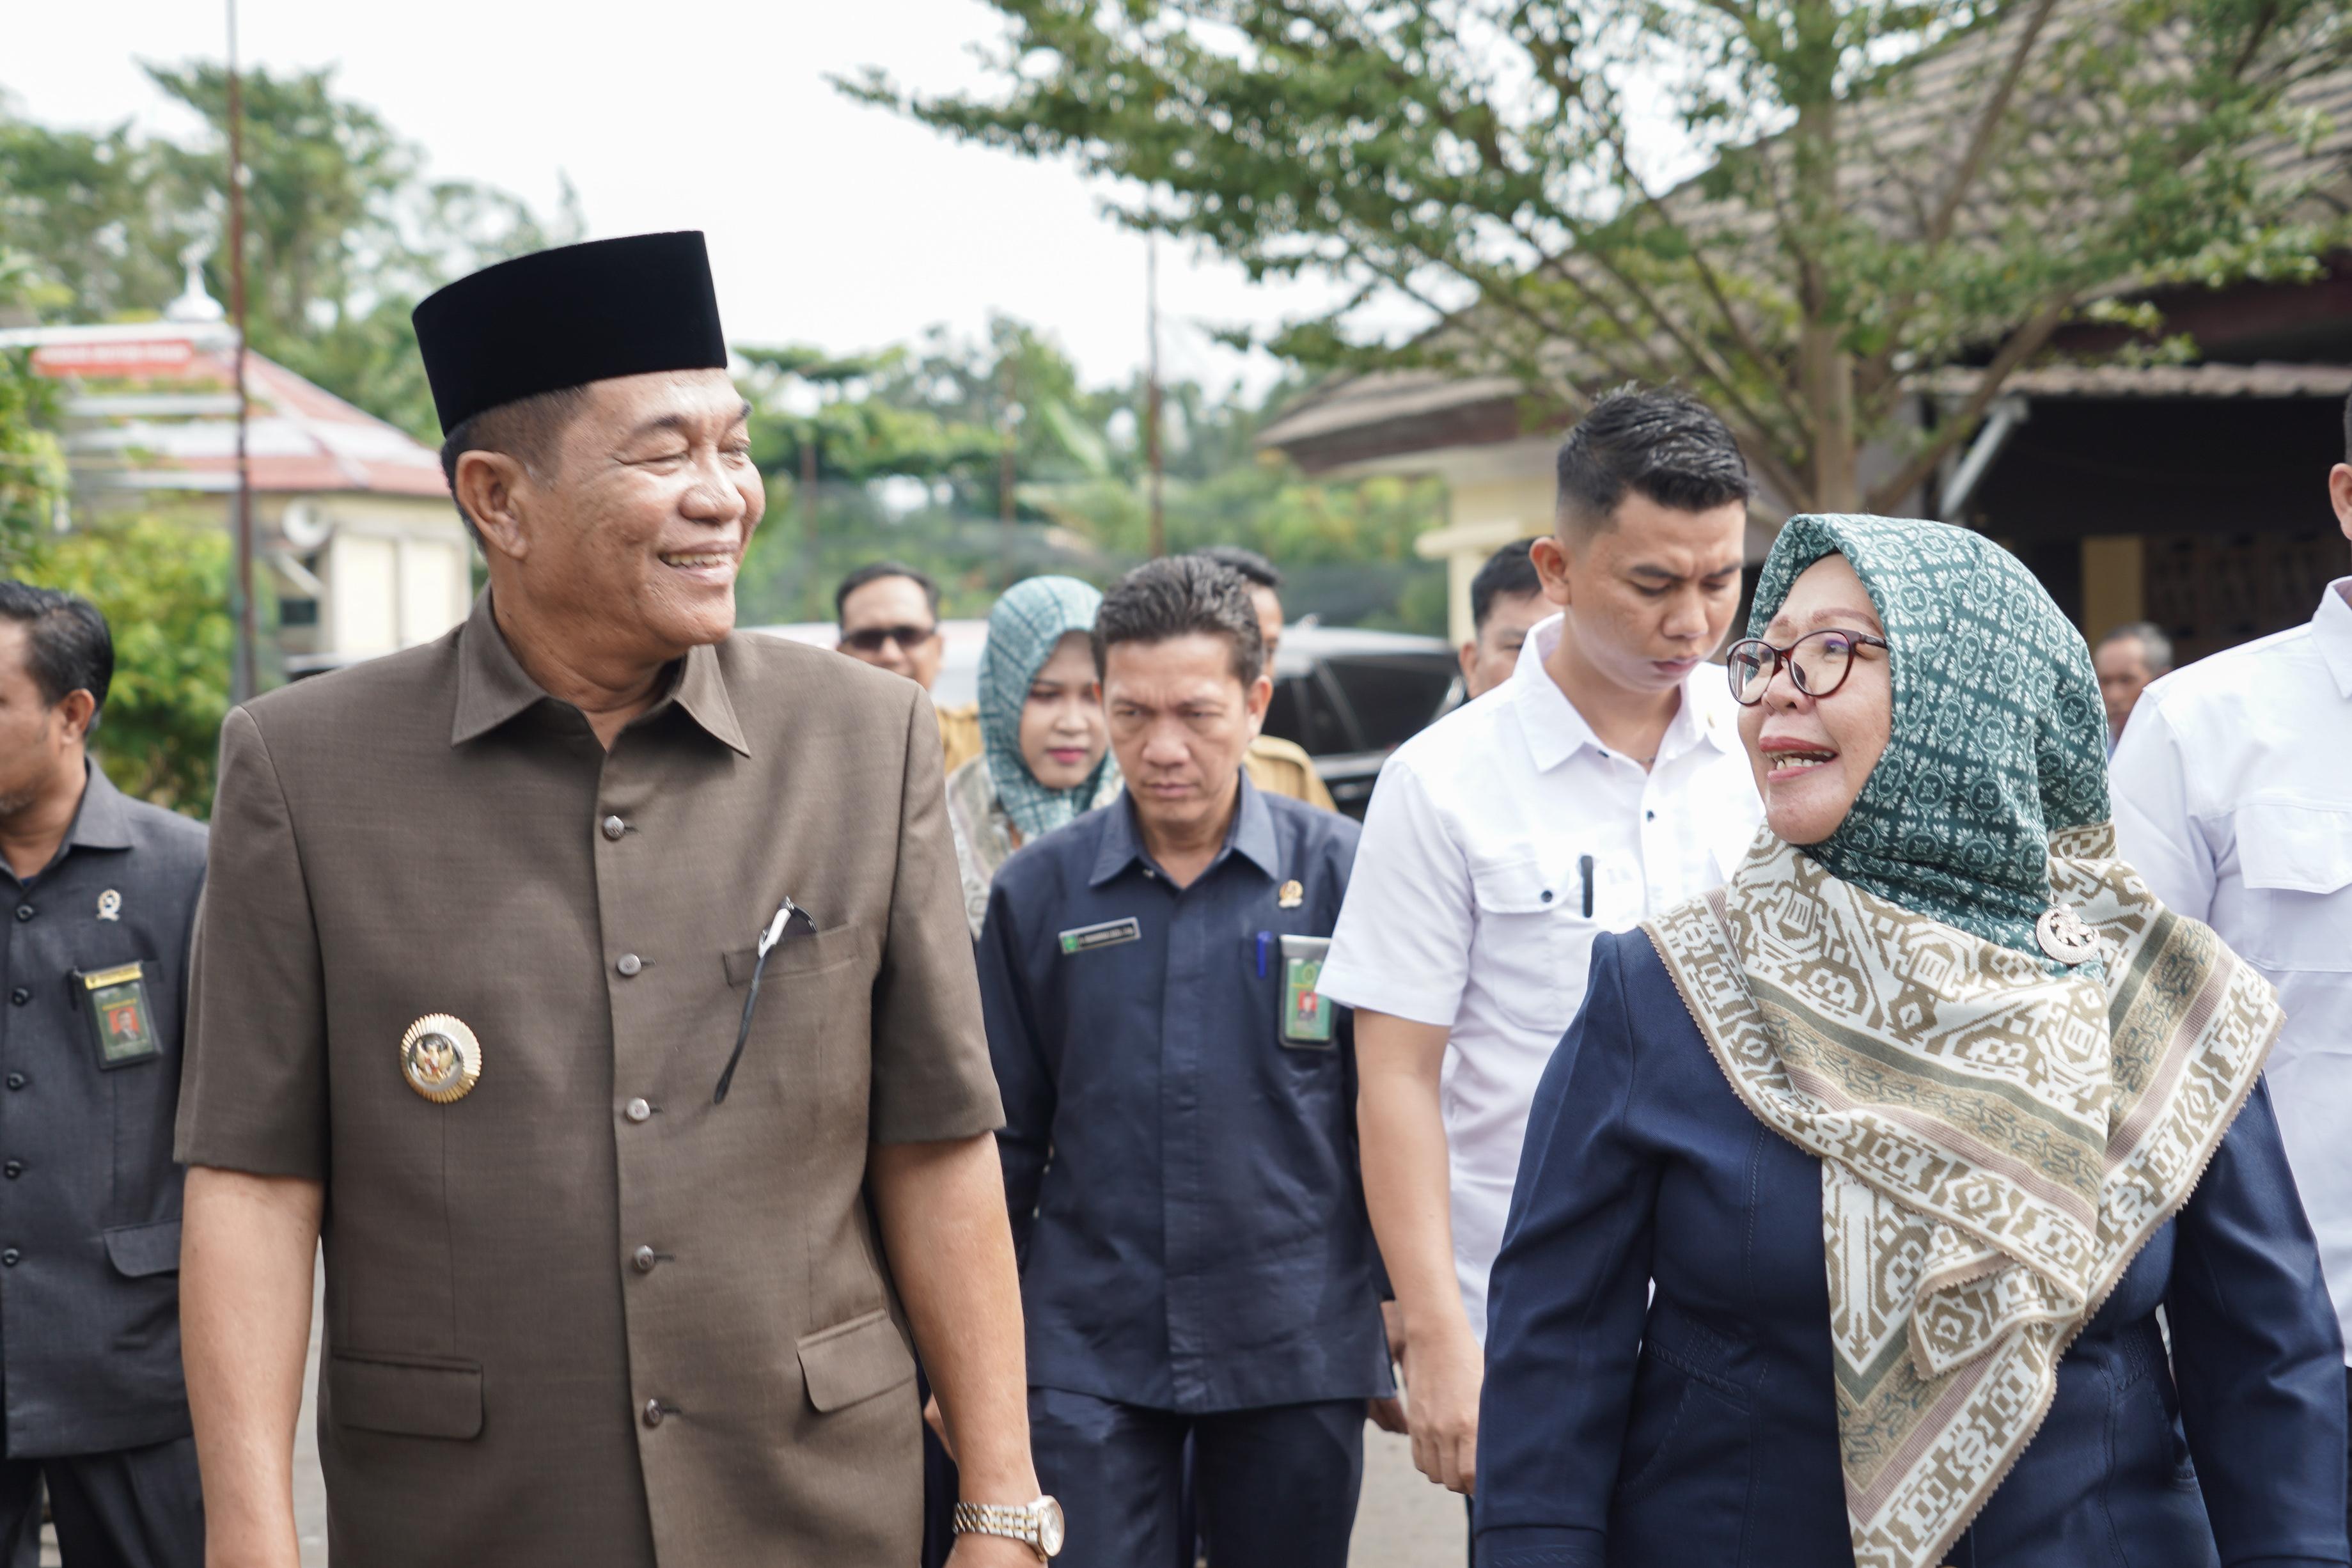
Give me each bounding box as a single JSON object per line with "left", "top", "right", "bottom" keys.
{"left": 975, "top": 556, "right": 1395, "bottom": 1568}
{"left": 0, "top": 583, "right": 207, "bottom": 1567}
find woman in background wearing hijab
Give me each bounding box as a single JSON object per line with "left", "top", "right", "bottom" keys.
{"left": 1473, "top": 515, "right": 2346, "bottom": 1568}
{"left": 946, "top": 575, "right": 1122, "bottom": 937}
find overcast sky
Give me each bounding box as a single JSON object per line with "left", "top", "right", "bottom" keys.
{"left": 4, "top": 0, "right": 1355, "bottom": 398}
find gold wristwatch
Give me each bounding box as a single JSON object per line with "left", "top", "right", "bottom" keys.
{"left": 950, "top": 1495, "right": 1065, "bottom": 1560}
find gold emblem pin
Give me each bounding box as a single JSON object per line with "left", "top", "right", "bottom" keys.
{"left": 400, "top": 1014, "right": 483, "bottom": 1104}
{"left": 96, "top": 889, "right": 122, "bottom": 922}
{"left": 1278, "top": 879, "right": 1304, "bottom": 909}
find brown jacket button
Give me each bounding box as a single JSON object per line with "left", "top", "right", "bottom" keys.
{"left": 641, "top": 1399, "right": 664, "bottom": 1429}
{"left": 623, "top": 1098, "right": 652, "bottom": 1124}
{"left": 632, "top": 1245, "right": 657, "bottom": 1274}
{"left": 615, "top": 953, "right": 642, "bottom": 977}
{"left": 601, "top": 815, "right": 627, "bottom": 842}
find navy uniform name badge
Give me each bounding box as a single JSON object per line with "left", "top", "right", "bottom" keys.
{"left": 1059, "top": 917, "right": 1142, "bottom": 956}
{"left": 72, "top": 962, "right": 161, "bottom": 1069}
{"left": 1278, "top": 934, "right": 1335, "bottom": 1047}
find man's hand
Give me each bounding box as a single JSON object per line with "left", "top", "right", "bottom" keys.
{"left": 1368, "top": 1395, "right": 1410, "bottom": 1435}
{"left": 1400, "top": 1321, "right": 1482, "bottom": 1494}
{"left": 945, "top": 1533, "right": 1044, "bottom": 1567}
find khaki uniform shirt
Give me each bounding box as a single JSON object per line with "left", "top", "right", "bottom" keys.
{"left": 1244, "top": 733, "right": 1337, "bottom": 813}
{"left": 934, "top": 701, "right": 984, "bottom": 778}
{"left": 176, "top": 593, "right": 1002, "bottom": 1567}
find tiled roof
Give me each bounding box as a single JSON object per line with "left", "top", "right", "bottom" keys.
{"left": 1260, "top": 1, "right": 2352, "bottom": 460}
{"left": 0, "top": 320, "right": 447, "bottom": 498}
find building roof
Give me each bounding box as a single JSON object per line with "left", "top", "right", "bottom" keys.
{"left": 1932, "top": 359, "right": 2352, "bottom": 400}
{"left": 1258, "top": 1, "right": 2352, "bottom": 470}
{"left": 0, "top": 318, "right": 448, "bottom": 498}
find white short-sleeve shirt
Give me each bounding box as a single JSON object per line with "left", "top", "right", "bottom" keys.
{"left": 2112, "top": 579, "right": 2352, "bottom": 1362}
{"left": 1317, "top": 614, "right": 1764, "bottom": 1339}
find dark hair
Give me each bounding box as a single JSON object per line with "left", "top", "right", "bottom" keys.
{"left": 0, "top": 581, "right": 112, "bottom": 733}
{"left": 438, "top": 385, "right": 592, "bottom": 546}
{"left": 1556, "top": 386, "right": 1750, "bottom": 536}
{"left": 2097, "top": 620, "right": 2175, "bottom": 675}
{"left": 1093, "top": 556, "right": 1266, "bottom": 686}
{"left": 834, "top": 561, "right": 942, "bottom": 625}
{"left": 1193, "top": 545, "right": 1282, "bottom": 591}
{"left": 1470, "top": 538, "right": 1543, "bottom": 632}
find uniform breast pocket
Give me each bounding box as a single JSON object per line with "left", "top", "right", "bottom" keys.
{"left": 720, "top": 925, "right": 868, "bottom": 1100}
{"left": 1468, "top": 854, "right": 1592, "bottom": 1037}
{"left": 2234, "top": 799, "right": 2352, "bottom": 973}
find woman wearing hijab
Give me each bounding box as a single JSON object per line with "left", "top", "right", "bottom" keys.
{"left": 946, "top": 574, "right": 1122, "bottom": 938}
{"left": 1473, "top": 515, "right": 2347, "bottom": 1568}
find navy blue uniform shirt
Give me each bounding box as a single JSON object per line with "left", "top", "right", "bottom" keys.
{"left": 0, "top": 764, "right": 207, "bottom": 1457}
{"left": 1475, "top": 930, "right": 2349, "bottom": 1568}
{"left": 976, "top": 774, "right": 1393, "bottom": 1414}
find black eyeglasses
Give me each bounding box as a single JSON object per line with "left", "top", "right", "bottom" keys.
{"left": 1725, "top": 629, "right": 1890, "bottom": 706}
{"left": 840, "top": 623, "right": 937, "bottom": 655}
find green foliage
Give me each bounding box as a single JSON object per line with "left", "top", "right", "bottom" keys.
{"left": 0, "top": 254, "right": 67, "bottom": 569}
{"left": 731, "top": 317, "right": 1447, "bottom": 632}
{"left": 0, "top": 70, "right": 579, "bottom": 441}
{"left": 851, "top": 0, "right": 2352, "bottom": 512}
{"left": 24, "top": 512, "right": 233, "bottom": 815}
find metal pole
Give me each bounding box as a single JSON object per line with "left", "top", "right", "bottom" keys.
{"left": 226, "top": 0, "right": 256, "bottom": 703}
{"left": 998, "top": 349, "right": 1017, "bottom": 584}
{"left": 1145, "top": 234, "right": 1164, "bottom": 560}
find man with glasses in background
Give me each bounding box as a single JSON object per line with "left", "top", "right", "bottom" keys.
{"left": 837, "top": 561, "right": 984, "bottom": 774}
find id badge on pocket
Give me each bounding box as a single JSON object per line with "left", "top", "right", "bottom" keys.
{"left": 72, "top": 962, "right": 161, "bottom": 1069}
{"left": 1279, "top": 934, "right": 1335, "bottom": 1047}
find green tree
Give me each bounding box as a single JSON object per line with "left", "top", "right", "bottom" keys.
{"left": 852, "top": 0, "right": 2352, "bottom": 514}
{"left": 0, "top": 68, "right": 579, "bottom": 441}
{"left": 728, "top": 318, "right": 1446, "bottom": 631}
{"left": 0, "top": 251, "right": 67, "bottom": 569}
{"left": 28, "top": 510, "right": 233, "bottom": 814}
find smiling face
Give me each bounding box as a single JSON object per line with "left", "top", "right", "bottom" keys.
{"left": 1103, "top": 632, "right": 1272, "bottom": 843}
{"left": 459, "top": 368, "right": 762, "bottom": 667}
{"left": 1737, "top": 553, "right": 1894, "bottom": 846}
{"left": 1532, "top": 490, "right": 1748, "bottom": 696}
{"left": 1017, "top": 631, "right": 1108, "bottom": 790}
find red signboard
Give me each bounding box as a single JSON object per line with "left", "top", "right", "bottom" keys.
{"left": 29, "top": 339, "right": 200, "bottom": 379}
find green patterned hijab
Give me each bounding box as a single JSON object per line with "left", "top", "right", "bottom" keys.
{"left": 978, "top": 576, "right": 1120, "bottom": 843}
{"left": 1746, "top": 515, "right": 2110, "bottom": 959}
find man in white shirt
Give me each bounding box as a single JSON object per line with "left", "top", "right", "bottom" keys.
{"left": 2112, "top": 395, "right": 2352, "bottom": 1538}
{"left": 1318, "top": 388, "right": 1764, "bottom": 1500}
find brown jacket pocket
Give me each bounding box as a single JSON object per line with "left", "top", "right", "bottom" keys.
{"left": 797, "top": 1307, "right": 915, "bottom": 1413}
{"left": 329, "top": 1352, "right": 484, "bottom": 1439}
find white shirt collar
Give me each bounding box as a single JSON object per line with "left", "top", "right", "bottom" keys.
{"left": 1507, "top": 612, "right": 1739, "bottom": 772}
{"left": 2316, "top": 577, "right": 2352, "bottom": 702}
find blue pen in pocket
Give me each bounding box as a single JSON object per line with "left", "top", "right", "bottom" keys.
{"left": 1255, "top": 930, "right": 1272, "bottom": 978}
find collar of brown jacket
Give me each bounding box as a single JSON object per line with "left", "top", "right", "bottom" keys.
{"left": 446, "top": 588, "right": 749, "bottom": 756}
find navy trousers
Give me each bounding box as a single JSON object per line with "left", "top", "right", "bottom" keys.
{"left": 0, "top": 1436, "right": 202, "bottom": 1568}
{"left": 1031, "top": 1388, "right": 1363, "bottom": 1568}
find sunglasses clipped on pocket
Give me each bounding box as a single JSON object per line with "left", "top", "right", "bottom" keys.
{"left": 714, "top": 897, "right": 820, "bottom": 1104}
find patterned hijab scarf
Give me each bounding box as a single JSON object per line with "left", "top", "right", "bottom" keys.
{"left": 1749, "top": 512, "right": 2112, "bottom": 959}
{"left": 1644, "top": 515, "right": 2282, "bottom": 1568}
{"left": 978, "top": 576, "right": 1120, "bottom": 843}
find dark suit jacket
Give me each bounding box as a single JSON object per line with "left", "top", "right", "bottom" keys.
{"left": 1475, "top": 930, "right": 2349, "bottom": 1568}
{"left": 0, "top": 764, "right": 205, "bottom": 1457}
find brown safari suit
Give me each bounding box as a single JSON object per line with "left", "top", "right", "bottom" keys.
{"left": 175, "top": 592, "right": 1003, "bottom": 1566}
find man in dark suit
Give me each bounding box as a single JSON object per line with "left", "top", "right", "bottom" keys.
{"left": 0, "top": 582, "right": 208, "bottom": 1567}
